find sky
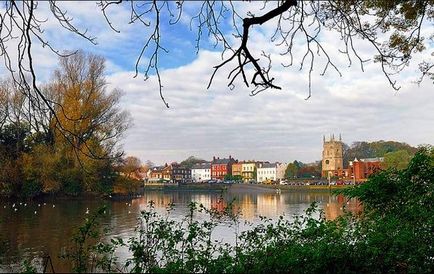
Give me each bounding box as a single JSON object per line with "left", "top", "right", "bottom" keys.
{"left": 3, "top": 1, "right": 434, "bottom": 165}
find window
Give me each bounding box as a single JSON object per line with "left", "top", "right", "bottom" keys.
{"left": 325, "top": 160, "right": 329, "bottom": 165}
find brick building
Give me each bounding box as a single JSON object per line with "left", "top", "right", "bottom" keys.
{"left": 349, "top": 158, "right": 383, "bottom": 182}
{"left": 171, "top": 163, "right": 191, "bottom": 184}
{"left": 211, "top": 156, "right": 236, "bottom": 180}
{"left": 149, "top": 164, "right": 172, "bottom": 182}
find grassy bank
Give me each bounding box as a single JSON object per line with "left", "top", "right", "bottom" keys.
{"left": 255, "top": 184, "right": 351, "bottom": 191}
{"left": 144, "top": 183, "right": 228, "bottom": 192}
{"left": 143, "top": 182, "right": 350, "bottom": 193}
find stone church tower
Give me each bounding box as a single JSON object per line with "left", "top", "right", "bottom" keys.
{"left": 322, "top": 134, "right": 343, "bottom": 178}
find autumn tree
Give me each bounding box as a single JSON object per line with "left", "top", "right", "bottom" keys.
{"left": 45, "top": 52, "right": 130, "bottom": 194}
{"left": 113, "top": 156, "right": 144, "bottom": 194}
{"left": 118, "top": 156, "right": 142, "bottom": 180}
{"left": 297, "top": 165, "right": 321, "bottom": 179}
{"left": 0, "top": 52, "right": 130, "bottom": 197}
{"left": 49, "top": 51, "right": 129, "bottom": 160}
{"left": 0, "top": 83, "right": 8, "bottom": 130}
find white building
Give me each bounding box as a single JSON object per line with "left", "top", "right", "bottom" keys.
{"left": 257, "top": 163, "right": 277, "bottom": 183}
{"left": 276, "top": 163, "right": 287, "bottom": 180}
{"left": 191, "top": 162, "right": 211, "bottom": 182}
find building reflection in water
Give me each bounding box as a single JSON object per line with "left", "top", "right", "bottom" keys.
{"left": 324, "top": 194, "right": 362, "bottom": 220}
{"left": 132, "top": 190, "right": 361, "bottom": 222}
{"left": 0, "top": 189, "right": 361, "bottom": 272}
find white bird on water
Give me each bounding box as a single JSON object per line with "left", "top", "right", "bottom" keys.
{"left": 12, "top": 203, "right": 15, "bottom": 208}
{"left": 38, "top": 204, "right": 41, "bottom": 207}
{"left": 14, "top": 208, "right": 18, "bottom": 212}
{"left": 43, "top": 203, "right": 46, "bottom": 206}
{"left": 34, "top": 211, "right": 37, "bottom": 215}
{"left": 24, "top": 203, "right": 27, "bottom": 207}
{"left": 128, "top": 210, "right": 131, "bottom": 214}
{"left": 85, "top": 208, "right": 90, "bottom": 214}
{"left": 3, "top": 205, "right": 6, "bottom": 209}
{"left": 52, "top": 204, "right": 55, "bottom": 208}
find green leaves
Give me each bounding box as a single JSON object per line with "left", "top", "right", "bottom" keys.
{"left": 57, "top": 148, "right": 434, "bottom": 272}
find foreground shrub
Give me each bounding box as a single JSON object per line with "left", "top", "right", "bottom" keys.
{"left": 51, "top": 147, "right": 434, "bottom": 273}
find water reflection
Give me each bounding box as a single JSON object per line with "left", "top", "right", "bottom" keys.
{"left": 0, "top": 189, "right": 360, "bottom": 272}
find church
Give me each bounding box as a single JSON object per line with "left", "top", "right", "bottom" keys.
{"left": 321, "top": 134, "right": 383, "bottom": 182}
{"left": 321, "top": 134, "right": 344, "bottom": 178}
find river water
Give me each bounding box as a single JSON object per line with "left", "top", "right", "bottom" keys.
{"left": 0, "top": 186, "right": 359, "bottom": 272}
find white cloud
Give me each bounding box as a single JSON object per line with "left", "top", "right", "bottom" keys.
{"left": 2, "top": 2, "right": 433, "bottom": 165}
{"left": 106, "top": 45, "right": 434, "bottom": 165}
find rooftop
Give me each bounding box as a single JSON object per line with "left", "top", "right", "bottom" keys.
{"left": 191, "top": 162, "right": 211, "bottom": 169}
{"left": 258, "top": 163, "right": 277, "bottom": 168}
{"left": 361, "top": 157, "right": 384, "bottom": 163}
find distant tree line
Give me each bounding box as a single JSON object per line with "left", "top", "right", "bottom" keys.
{"left": 343, "top": 140, "right": 418, "bottom": 169}
{"left": 179, "top": 156, "right": 208, "bottom": 169}
{"left": 285, "top": 160, "right": 322, "bottom": 179}
{"left": 0, "top": 51, "right": 130, "bottom": 198}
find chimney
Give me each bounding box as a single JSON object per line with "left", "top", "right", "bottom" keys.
{"left": 213, "top": 156, "right": 216, "bottom": 161}
{"left": 229, "top": 155, "right": 232, "bottom": 159}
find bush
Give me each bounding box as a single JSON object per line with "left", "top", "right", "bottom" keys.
{"left": 55, "top": 147, "right": 434, "bottom": 273}
{"left": 21, "top": 177, "right": 42, "bottom": 198}
{"left": 60, "top": 168, "right": 83, "bottom": 196}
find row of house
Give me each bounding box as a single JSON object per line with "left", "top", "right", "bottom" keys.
{"left": 146, "top": 135, "right": 387, "bottom": 184}
{"left": 148, "top": 163, "right": 192, "bottom": 184}
{"left": 148, "top": 156, "right": 287, "bottom": 184}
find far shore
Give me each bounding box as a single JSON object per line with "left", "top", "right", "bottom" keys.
{"left": 1, "top": 183, "right": 350, "bottom": 201}
{"left": 144, "top": 182, "right": 351, "bottom": 193}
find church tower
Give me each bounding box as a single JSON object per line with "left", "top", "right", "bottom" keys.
{"left": 322, "top": 134, "right": 343, "bottom": 178}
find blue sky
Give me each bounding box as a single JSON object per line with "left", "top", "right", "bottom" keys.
{"left": 3, "top": 1, "right": 434, "bottom": 165}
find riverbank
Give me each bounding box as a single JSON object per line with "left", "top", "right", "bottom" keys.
{"left": 144, "top": 183, "right": 228, "bottom": 192}
{"left": 249, "top": 184, "right": 350, "bottom": 191}
{"left": 0, "top": 183, "right": 351, "bottom": 201}
{"left": 143, "top": 182, "right": 350, "bottom": 193}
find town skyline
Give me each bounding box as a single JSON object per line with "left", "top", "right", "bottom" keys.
{"left": 139, "top": 135, "right": 426, "bottom": 167}
{"left": 146, "top": 135, "right": 385, "bottom": 184}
